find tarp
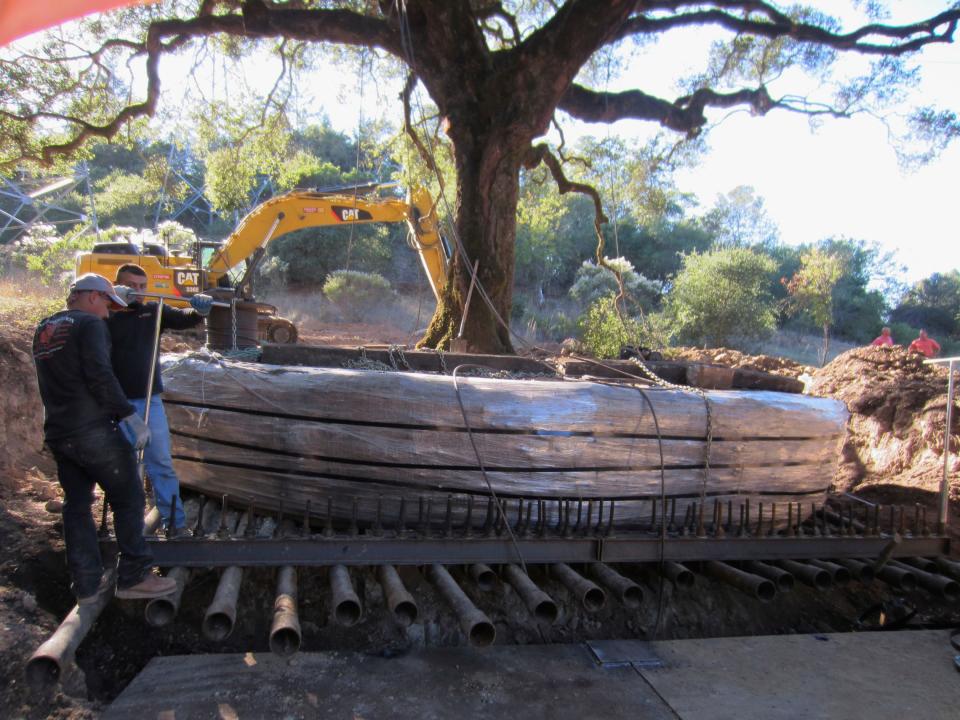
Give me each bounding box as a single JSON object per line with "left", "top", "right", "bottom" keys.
{"left": 0, "top": 0, "right": 154, "bottom": 47}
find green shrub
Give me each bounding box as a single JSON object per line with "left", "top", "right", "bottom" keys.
{"left": 577, "top": 295, "right": 667, "bottom": 359}
{"left": 322, "top": 269, "right": 393, "bottom": 321}
{"left": 569, "top": 256, "right": 660, "bottom": 309}
{"left": 12, "top": 225, "right": 97, "bottom": 287}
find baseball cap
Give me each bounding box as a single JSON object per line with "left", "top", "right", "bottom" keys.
{"left": 70, "top": 273, "right": 128, "bottom": 307}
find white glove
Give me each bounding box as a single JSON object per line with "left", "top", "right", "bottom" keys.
{"left": 113, "top": 285, "right": 135, "bottom": 305}
{"left": 121, "top": 413, "right": 151, "bottom": 450}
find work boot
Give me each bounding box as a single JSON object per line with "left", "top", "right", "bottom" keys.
{"left": 77, "top": 573, "right": 113, "bottom": 606}
{"left": 115, "top": 571, "right": 177, "bottom": 600}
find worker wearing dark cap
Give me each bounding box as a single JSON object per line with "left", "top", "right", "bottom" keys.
{"left": 33, "top": 273, "right": 176, "bottom": 604}
{"left": 109, "top": 263, "right": 212, "bottom": 534}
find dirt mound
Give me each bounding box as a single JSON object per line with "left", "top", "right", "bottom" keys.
{"left": 667, "top": 346, "right": 809, "bottom": 378}
{"left": 808, "top": 346, "right": 958, "bottom": 493}
{"left": 0, "top": 328, "right": 45, "bottom": 486}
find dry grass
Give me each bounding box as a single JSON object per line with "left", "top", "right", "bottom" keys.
{"left": 0, "top": 277, "right": 63, "bottom": 330}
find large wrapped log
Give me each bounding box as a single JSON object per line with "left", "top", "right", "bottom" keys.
{"left": 160, "top": 353, "right": 848, "bottom": 529}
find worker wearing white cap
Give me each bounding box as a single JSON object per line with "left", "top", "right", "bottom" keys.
{"left": 32, "top": 273, "right": 176, "bottom": 604}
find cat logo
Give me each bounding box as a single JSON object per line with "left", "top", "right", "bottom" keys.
{"left": 176, "top": 271, "right": 200, "bottom": 286}
{"left": 331, "top": 205, "right": 373, "bottom": 223}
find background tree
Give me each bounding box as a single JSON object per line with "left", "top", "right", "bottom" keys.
{"left": 665, "top": 247, "right": 778, "bottom": 348}
{"left": 699, "top": 186, "right": 780, "bottom": 250}
{"left": 782, "top": 248, "right": 845, "bottom": 365}
{"left": 3, "top": 1, "right": 960, "bottom": 352}
{"left": 890, "top": 270, "right": 960, "bottom": 339}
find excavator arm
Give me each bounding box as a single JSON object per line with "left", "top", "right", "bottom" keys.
{"left": 205, "top": 185, "right": 450, "bottom": 301}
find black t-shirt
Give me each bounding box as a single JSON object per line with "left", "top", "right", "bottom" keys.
{"left": 33, "top": 310, "right": 136, "bottom": 440}
{"left": 107, "top": 301, "right": 203, "bottom": 399}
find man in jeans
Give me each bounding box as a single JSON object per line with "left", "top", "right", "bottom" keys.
{"left": 110, "top": 264, "right": 212, "bottom": 533}
{"left": 33, "top": 273, "right": 175, "bottom": 604}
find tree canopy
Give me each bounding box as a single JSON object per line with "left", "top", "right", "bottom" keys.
{"left": 3, "top": 1, "right": 959, "bottom": 352}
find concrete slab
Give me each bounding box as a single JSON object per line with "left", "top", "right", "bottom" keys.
{"left": 638, "top": 630, "right": 959, "bottom": 720}
{"left": 103, "top": 643, "right": 676, "bottom": 720}
{"left": 104, "top": 630, "right": 960, "bottom": 720}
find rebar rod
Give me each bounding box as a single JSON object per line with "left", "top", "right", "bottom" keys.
{"left": 427, "top": 564, "right": 496, "bottom": 647}
{"left": 502, "top": 564, "right": 559, "bottom": 623}
{"left": 378, "top": 565, "right": 419, "bottom": 627}
{"left": 551, "top": 563, "right": 606, "bottom": 612}
{"left": 330, "top": 564, "right": 362, "bottom": 627}
{"left": 269, "top": 566, "right": 301, "bottom": 656}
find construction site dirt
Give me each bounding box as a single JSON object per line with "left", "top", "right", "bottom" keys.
{"left": 1, "top": 322, "right": 958, "bottom": 719}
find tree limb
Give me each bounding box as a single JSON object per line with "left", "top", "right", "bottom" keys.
{"left": 613, "top": 4, "right": 960, "bottom": 56}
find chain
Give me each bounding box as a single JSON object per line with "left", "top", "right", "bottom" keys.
{"left": 230, "top": 298, "right": 238, "bottom": 352}
{"left": 626, "top": 356, "right": 713, "bottom": 505}
{"left": 438, "top": 348, "right": 448, "bottom": 375}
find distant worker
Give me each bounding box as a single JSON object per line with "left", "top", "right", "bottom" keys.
{"left": 870, "top": 327, "right": 894, "bottom": 347}
{"left": 33, "top": 273, "right": 176, "bottom": 603}
{"left": 908, "top": 329, "right": 941, "bottom": 358}
{"left": 109, "top": 264, "right": 213, "bottom": 534}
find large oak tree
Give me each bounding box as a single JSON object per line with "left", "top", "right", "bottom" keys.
{"left": 3, "top": 1, "right": 959, "bottom": 353}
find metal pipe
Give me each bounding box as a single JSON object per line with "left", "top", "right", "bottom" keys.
{"left": 935, "top": 556, "right": 960, "bottom": 581}
{"left": 144, "top": 567, "right": 191, "bottom": 627}
{"left": 427, "top": 564, "right": 496, "bottom": 647}
{"left": 806, "top": 559, "right": 851, "bottom": 586}
{"left": 897, "top": 557, "right": 938, "bottom": 573}
{"left": 25, "top": 569, "right": 116, "bottom": 690}
{"left": 502, "top": 564, "right": 559, "bottom": 623}
{"left": 468, "top": 563, "right": 496, "bottom": 592}
{"left": 201, "top": 513, "right": 247, "bottom": 641}
{"left": 269, "top": 566, "right": 301, "bottom": 656}
{"left": 889, "top": 560, "right": 959, "bottom": 600}
{"left": 703, "top": 561, "right": 776, "bottom": 602}
{"left": 835, "top": 558, "right": 875, "bottom": 583}
{"left": 202, "top": 566, "right": 243, "bottom": 641}
{"left": 875, "top": 563, "right": 917, "bottom": 592}
{"left": 659, "top": 561, "right": 695, "bottom": 589}
{"left": 378, "top": 565, "right": 419, "bottom": 627}
{"left": 777, "top": 559, "right": 831, "bottom": 590}
{"left": 329, "top": 564, "right": 362, "bottom": 627}
{"left": 551, "top": 563, "right": 606, "bottom": 612}
{"left": 143, "top": 505, "right": 161, "bottom": 536}
{"left": 742, "top": 560, "right": 795, "bottom": 592}
{"left": 588, "top": 563, "right": 642, "bottom": 608}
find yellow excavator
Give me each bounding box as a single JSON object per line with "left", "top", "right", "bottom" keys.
{"left": 75, "top": 184, "right": 451, "bottom": 343}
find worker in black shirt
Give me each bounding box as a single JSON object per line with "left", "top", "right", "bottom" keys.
{"left": 109, "top": 264, "right": 213, "bottom": 533}
{"left": 33, "top": 273, "right": 176, "bottom": 604}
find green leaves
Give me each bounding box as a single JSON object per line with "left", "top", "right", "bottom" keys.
{"left": 665, "top": 247, "right": 778, "bottom": 348}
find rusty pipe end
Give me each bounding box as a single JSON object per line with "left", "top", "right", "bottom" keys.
{"left": 468, "top": 619, "right": 496, "bottom": 647}
{"left": 269, "top": 627, "right": 301, "bottom": 657}
{"left": 392, "top": 599, "right": 419, "bottom": 627}
{"left": 582, "top": 586, "right": 606, "bottom": 613}
{"left": 533, "top": 599, "right": 559, "bottom": 624}
{"left": 144, "top": 597, "right": 177, "bottom": 628}
{"left": 754, "top": 579, "right": 777, "bottom": 602}
{"left": 202, "top": 612, "right": 235, "bottom": 642}
{"left": 25, "top": 655, "right": 60, "bottom": 691}
{"left": 334, "top": 598, "right": 362, "bottom": 627}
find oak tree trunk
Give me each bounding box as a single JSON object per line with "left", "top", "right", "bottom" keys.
{"left": 419, "top": 139, "right": 522, "bottom": 355}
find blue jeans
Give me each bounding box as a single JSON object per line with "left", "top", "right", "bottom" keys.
{"left": 120, "top": 397, "right": 186, "bottom": 529}
{"left": 47, "top": 423, "right": 154, "bottom": 597}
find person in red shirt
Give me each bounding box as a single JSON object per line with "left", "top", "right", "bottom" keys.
{"left": 871, "top": 327, "right": 894, "bottom": 347}
{"left": 908, "top": 329, "right": 941, "bottom": 358}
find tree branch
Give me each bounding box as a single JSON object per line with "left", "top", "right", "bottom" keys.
{"left": 523, "top": 143, "right": 608, "bottom": 225}
{"left": 613, "top": 4, "right": 960, "bottom": 56}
